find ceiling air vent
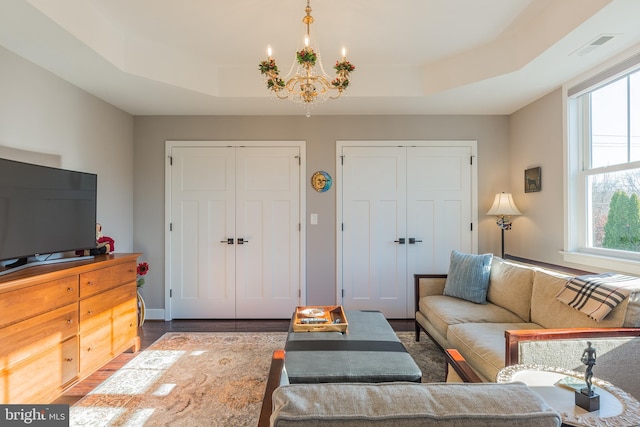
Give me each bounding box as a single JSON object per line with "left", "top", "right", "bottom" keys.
{"left": 571, "top": 34, "right": 617, "bottom": 57}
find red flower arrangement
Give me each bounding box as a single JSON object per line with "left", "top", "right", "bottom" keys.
{"left": 137, "top": 262, "right": 149, "bottom": 288}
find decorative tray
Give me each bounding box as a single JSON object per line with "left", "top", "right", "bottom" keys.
{"left": 292, "top": 305, "right": 348, "bottom": 332}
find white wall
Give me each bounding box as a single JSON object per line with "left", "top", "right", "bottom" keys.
{"left": 0, "top": 46, "right": 134, "bottom": 253}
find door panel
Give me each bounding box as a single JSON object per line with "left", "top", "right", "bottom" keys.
{"left": 169, "top": 146, "right": 301, "bottom": 319}
{"left": 341, "top": 147, "right": 407, "bottom": 317}
{"left": 234, "top": 147, "right": 301, "bottom": 318}
{"left": 170, "top": 147, "right": 235, "bottom": 318}
{"left": 406, "top": 146, "right": 472, "bottom": 280}
{"left": 341, "top": 144, "right": 473, "bottom": 318}
{"left": 171, "top": 147, "right": 301, "bottom": 318}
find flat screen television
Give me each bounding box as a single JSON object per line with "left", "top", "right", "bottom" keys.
{"left": 0, "top": 158, "right": 97, "bottom": 270}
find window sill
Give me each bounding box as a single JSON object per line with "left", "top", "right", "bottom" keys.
{"left": 560, "top": 251, "right": 640, "bottom": 275}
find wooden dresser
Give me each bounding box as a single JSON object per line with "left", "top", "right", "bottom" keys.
{"left": 0, "top": 253, "right": 141, "bottom": 403}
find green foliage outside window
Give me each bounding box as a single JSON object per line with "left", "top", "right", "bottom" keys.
{"left": 603, "top": 190, "right": 640, "bottom": 251}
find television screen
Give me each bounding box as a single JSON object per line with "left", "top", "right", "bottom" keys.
{"left": 0, "top": 158, "right": 97, "bottom": 262}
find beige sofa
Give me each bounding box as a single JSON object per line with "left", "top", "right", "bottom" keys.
{"left": 415, "top": 256, "right": 640, "bottom": 399}
{"left": 258, "top": 350, "right": 562, "bottom": 427}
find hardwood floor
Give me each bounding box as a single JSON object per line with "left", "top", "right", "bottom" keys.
{"left": 54, "top": 318, "right": 414, "bottom": 405}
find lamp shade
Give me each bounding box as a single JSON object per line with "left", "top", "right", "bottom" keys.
{"left": 487, "top": 192, "right": 521, "bottom": 216}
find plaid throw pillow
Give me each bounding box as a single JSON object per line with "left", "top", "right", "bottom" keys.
{"left": 556, "top": 272, "right": 640, "bottom": 321}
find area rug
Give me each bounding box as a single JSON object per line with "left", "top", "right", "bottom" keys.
{"left": 70, "top": 331, "right": 444, "bottom": 427}
{"left": 400, "top": 331, "right": 446, "bottom": 383}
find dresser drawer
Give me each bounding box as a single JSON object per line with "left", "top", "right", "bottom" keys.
{"left": 79, "top": 283, "right": 137, "bottom": 331}
{"left": 0, "top": 304, "right": 77, "bottom": 370}
{"left": 79, "top": 321, "right": 112, "bottom": 375}
{"left": 0, "top": 276, "right": 78, "bottom": 327}
{"left": 0, "top": 336, "right": 79, "bottom": 404}
{"left": 112, "top": 304, "right": 138, "bottom": 352}
{"left": 80, "top": 261, "right": 136, "bottom": 298}
{"left": 0, "top": 253, "right": 140, "bottom": 404}
{"left": 61, "top": 337, "right": 79, "bottom": 386}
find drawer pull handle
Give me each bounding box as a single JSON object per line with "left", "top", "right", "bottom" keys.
{"left": 87, "top": 347, "right": 92, "bottom": 352}
{"left": 65, "top": 358, "right": 73, "bottom": 362}
{"left": 87, "top": 281, "right": 94, "bottom": 286}
{"left": 87, "top": 310, "right": 93, "bottom": 315}
{"left": 67, "top": 319, "right": 73, "bottom": 324}
{"left": 67, "top": 287, "right": 73, "bottom": 292}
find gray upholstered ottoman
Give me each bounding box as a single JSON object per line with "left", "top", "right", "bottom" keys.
{"left": 270, "top": 382, "right": 562, "bottom": 427}
{"left": 284, "top": 310, "right": 422, "bottom": 383}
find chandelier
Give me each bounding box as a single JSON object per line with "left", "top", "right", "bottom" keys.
{"left": 258, "top": 0, "right": 355, "bottom": 117}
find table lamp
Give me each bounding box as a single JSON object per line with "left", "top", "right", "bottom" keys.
{"left": 487, "top": 192, "right": 521, "bottom": 258}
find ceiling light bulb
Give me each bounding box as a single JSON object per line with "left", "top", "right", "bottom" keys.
{"left": 304, "top": 35, "right": 310, "bottom": 47}
{"left": 267, "top": 46, "right": 272, "bottom": 58}
{"left": 342, "top": 47, "right": 346, "bottom": 59}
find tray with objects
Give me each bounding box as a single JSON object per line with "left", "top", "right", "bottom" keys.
{"left": 292, "top": 305, "right": 348, "bottom": 332}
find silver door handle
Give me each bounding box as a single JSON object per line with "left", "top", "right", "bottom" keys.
{"left": 238, "top": 238, "right": 249, "bottom": 245}
{"left": 220, "top": 238, "right": 234, "bottom": 244}
{"left": 409, "top": 238, "right": 422, "bottom": 244}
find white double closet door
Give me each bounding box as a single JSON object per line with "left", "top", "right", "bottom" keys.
{"left": 338, "top": 142, "right": 477, "bottom": 318}
{"left": 167, "top": 143, "right": 303, "bottom": 319}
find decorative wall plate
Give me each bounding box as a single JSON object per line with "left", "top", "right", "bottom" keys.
{"left": 311, "top": 171, "right": 332, "bottom": 192}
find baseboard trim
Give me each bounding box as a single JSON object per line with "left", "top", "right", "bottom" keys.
{"left": 145, "top": 308, "right": 165, "bottom": 320}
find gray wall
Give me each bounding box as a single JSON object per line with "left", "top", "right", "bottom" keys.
{"left": 2, "top": 40, "right": 579, "bottom": 317}
{"left": 508, "top": 88, "right": 598, "bottom": 272}
{"left": 134, "top": 115, "right": 512, "bottom": 311}
{"left": 508, "top": 89, "right": 565, "bottom": 265}
{"left": 0, "top": 46, "right": 135, "bottom": 257}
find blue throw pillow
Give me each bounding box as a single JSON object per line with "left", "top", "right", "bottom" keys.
{"left": 443, "top": 250, "right": 493, "bottom": 304}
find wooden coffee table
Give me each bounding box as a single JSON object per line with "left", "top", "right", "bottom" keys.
{"left": 284, "top": 310, "right": 422, "bottom": 383}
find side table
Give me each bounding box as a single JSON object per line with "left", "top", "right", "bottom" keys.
{"left": 497, "top": 364, "right": 640, "bottom": 427}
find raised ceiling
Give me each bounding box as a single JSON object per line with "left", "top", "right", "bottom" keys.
{"left": 1, "top": 0, "right": 639, "bottom": 116}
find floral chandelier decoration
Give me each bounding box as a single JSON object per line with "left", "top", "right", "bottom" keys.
{"left": 259, "top": 0, "right": 355, "bottom": 117}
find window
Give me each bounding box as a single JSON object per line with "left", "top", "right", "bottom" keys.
{"left": 566, "top": 53, "right": 640, "bottom": 272}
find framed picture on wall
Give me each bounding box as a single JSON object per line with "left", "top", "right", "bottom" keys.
{"left": 524, "top": 167, "right": 541, "bottom": 193}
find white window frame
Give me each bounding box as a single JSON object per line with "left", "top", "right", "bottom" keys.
{"left": 563, "top": 48, "right": 640, "bottom": 274}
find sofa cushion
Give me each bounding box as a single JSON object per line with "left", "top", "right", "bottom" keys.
{"left": 487, "top": 258, "right": 534, "bottom": 321}
{"left": 420, "top": 295, "right": 525, "bottom": 344}
{"left": 271, "top": 382, "right": 562, "bottom": 427}
{"left": 447, "top": 322, "right": 540, "bottom": 381}
{"left": 531, "top": 270, "right": 628, "bottom": 329}
{"left": 443, "top": 250, "right": 493, "bottom": 304}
